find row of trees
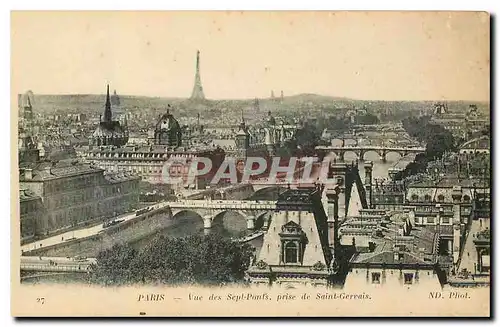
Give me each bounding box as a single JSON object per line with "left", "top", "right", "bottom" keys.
{"left": 90, "top": 234, "right": 254, "bottom": 286}
{"left": 395, "top": 116, "right": 457, "bottom": 180}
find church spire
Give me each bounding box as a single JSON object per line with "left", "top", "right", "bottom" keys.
{"left": 104, "top": 84, "right": 112, "bottom": 123}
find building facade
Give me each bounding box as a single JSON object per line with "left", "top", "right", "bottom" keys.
{"left": 247, "top": 187, "right": 334, "bottom": 288}
{"left": 78, "top": 104, "right": 226, "bottom": 189}
{"left": 19, "top": 189, "right": 45, "bottom": 243}
{"left": 19, "top": 159, "right": 140, "bottom": 237}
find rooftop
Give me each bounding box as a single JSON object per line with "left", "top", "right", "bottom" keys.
{"left": 345, "top": 210, "right": 447, "bottom": 266}
{"left": 276, "top": 187, "right": 320, "bottom": 207}
{"left": 20, "top": 159, "right": 104, "bottom": 182}
{"left": 19, "top": 188, "right": 40, "bottom": 201}
{"left": 79, "top": 143, "right": 220, "bottom": 154}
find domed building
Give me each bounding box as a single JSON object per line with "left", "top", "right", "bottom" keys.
{"left": 89, "top": 85, "right": 128, "bottom": 147}
{"left": 154, "top": 105, "right": 182, "bottom": 147}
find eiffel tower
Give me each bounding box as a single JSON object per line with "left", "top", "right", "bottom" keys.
{"left": 190, "top": 50, "right": 205, "bottom": 100}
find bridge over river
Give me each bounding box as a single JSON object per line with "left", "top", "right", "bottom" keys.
{"left": 316, "top": 145, "right": 425, "bottom": 162}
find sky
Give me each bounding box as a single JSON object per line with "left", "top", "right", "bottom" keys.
{"left": 11, "top": 11, "right": 490, "bottom": 101}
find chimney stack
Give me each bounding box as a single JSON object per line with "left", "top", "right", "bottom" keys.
{"left": 24, "top": 169, "right": 33, "bottom": 180}
{"left": 364, "top": 161, "right": 374, "bottom": 208}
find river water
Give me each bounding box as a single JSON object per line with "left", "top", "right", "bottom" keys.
{"left": 133, "top": 147, "right": 413, "bottom": 246}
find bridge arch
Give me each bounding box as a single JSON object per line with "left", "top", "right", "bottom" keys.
{"left": 171, "top": 209, "right": 204, "bottom": 223}
{"left": 361, "top": 150, "right": 380, "bottom": 161}
{"left": 342, "top": 150, "right": 359, "bottom": 160}
{"left": 212, "top": 210, "right": 249, "bottom": 235}
{"left": 255, "top": 211, "right": 271, "bottom": 230}
{"left": 384, "top": 150, "right": 403, "bottom": 161}
{"left": 330, "top": 137, "right": 358, "bottom": 146}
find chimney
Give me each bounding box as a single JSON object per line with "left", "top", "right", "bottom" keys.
{"left": 451, "top": 186, "right": 462, "bottom": 225}
{"left": 24, "top": 169, "right": 33, "bottom": 180}
{"left": 364, "top": 161, "right": 373, "bottom": 208}
{"left": 44, "top": 166, "right": 52, "bottom": 174}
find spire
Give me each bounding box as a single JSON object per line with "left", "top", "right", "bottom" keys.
{"left": 104, "top": 84, "right": 112, "bottom": 123}
{"left": 190, "top": 50, "right": 205, "bottom": 100}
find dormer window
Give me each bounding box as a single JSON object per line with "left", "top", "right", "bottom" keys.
{"left": 284, "top": 242, "right": 298, "bottom": 263}
{"left": 279, "top": 220, "right": 307, "bottom": 265}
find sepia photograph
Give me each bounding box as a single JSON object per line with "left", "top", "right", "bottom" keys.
{"left": 10, "top": 10, "right": 490, "bottom": 317}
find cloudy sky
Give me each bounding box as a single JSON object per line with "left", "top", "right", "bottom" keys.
{"left": 11, "top": 11, "right": 489, "bottom": 101}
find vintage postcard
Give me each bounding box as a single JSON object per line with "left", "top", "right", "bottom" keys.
{"left": 11, "top": 11, "right": 490, "bottom": 317}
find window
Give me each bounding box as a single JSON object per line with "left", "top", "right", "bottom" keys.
{"left": 442, "top": 217, "right": 450, "bottom": 224}
{"left": 427, "top": 217, "right": 435, "bottom": 224}
{"left": 463, "top": 195, "right": 471, "bottom": 202}
{"left": 284, "top": 242, "right": 298, "bottom": 264}
{"left": 411, "top": 194, "right": 419, "bottom": 201}
{"left": 424, "top": 195, "right": 431, "bottom": 202}
{"left": 404, "top": 273, "right": 414, "bottom": 284}
{"left": 371, "top": 272, "right": 381, "bottom": 284}
{"left": 437, "top": 194, "right": 445, "bottom": 202}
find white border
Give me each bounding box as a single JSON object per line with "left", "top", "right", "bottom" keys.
{"left": 2, "top": 1, "right": 497, "bottom": 325}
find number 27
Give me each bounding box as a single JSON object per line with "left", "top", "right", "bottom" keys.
{"left": 36, "top": 298, "right": 45, "bottom": 304}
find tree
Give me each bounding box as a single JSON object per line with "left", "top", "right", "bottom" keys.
{"left": 396, "top": 116, "right": 458, "bottom": 181}
{"left": 90, "top": 233, "right": 254, "bottom": 286}
{"left": 90, "top": 244, "right": 139, "bottom": 286}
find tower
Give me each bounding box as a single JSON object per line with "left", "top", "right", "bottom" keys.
{"left": 190, "top": 50, "right": 205, "bottom": 100}
{"left": 104, "top": 84, "right": 112, "bottom": 123}
{"left": 254, "top": 98, "right": 260, "bottom": 112}
{"left": 236, "top": 110, "right": 249, "bottom": 149}
{"left": 111, "top": 89, "right": 120, "bottom": 106}
{"left": 364, "top": 161, "right": 373, "bottom": 208}
{"left": 18, "top": 92, "right": 40, "bottom": 165}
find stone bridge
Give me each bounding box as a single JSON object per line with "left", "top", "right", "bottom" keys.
{"left": 164, "top": 199, "right": 277, "bottom": 231}
{"left": 316, "top": 145, "right": 425, "bottom": 162}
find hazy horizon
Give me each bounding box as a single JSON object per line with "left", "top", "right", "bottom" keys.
{"left": 16, "top": 91, "right": 490, "bottom": 103}
{"left": 12, "top": 11, "right": 490, "bottom": 102}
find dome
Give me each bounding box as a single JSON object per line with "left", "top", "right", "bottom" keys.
{"left": 154, "top": 108, "right": 182, "bottom": 147}
{"left": 156, "top": 112, "right": 181, "bottom": 132}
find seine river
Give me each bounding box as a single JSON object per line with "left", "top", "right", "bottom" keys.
{"left": 132, "top": 148, "right": 413, "bottom": 247}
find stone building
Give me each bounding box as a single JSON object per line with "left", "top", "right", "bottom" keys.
{"left": 78, "top": 106, "right": 226, "bottom": 189}
{"left": 19, "top": 159, "right": 140, "bottom": 237}
{"left": 247, "top": 187, "right": 334, "bottom": 288}
{"left": 19, "top": 188, "right": 45, "bottom": 243}
{"left": 343, "top": 210, "right": 446, "bottom": 289}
